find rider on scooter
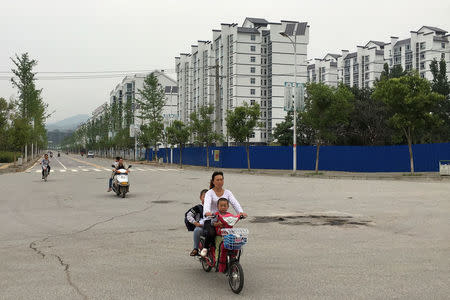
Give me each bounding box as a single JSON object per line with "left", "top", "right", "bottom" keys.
{"left": 201, "top": 171, "right": 247, "bottom": 257}
{"left": 40, "top": 153, "right": 51, "bottom": 179}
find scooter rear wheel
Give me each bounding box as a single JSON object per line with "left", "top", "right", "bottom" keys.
{"left": 199, "top": 240, "right": 212, "bottom": 272}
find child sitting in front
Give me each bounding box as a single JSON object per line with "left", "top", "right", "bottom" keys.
{"left": 213, "top": 197, "right": 236, "bottom": 272}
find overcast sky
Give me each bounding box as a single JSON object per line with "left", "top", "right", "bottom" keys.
{"left": 1, "top": 0, "right": 449, "bottom": 123}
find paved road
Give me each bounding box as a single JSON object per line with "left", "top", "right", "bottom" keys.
{"left": 1, "top": 153, "right": 449, "bottom": 299}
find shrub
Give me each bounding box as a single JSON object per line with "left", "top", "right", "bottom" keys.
{"left": 0, "top": 151, "right": 21, "bottom": 163}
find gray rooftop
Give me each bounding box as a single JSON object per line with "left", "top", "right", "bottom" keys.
{"left": 366, "top": 40, "right": 386, "bottom": 47}
{"left": 394, "top": 38, "right": 411, "bottom": 47}
{"left": 420, "top": 26, "right": 447, "bottom": 34}
{"left": 327, "top": 53, "right": 341, "bottom": 59}
{"left": 345, "top": 52, "right": 357, "bottom": 59}
{"left": 237, "top": 27, "right": 260, "bottom": 34}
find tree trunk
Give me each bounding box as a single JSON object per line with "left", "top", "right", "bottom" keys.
{"left": 154, "top": 143, "right": 158, "bottom": 161}
{"left": 246, "top": 141, "right": 251, "bottom": 171}
{"left": 403, "top": 127, "right": 414, "bottom": 174}
{"left": 166, "top": 147, "right": 169, "bottom": 164}
{"left": 206, "top": 145, "right": 209, "bottom": 168}
{"left": 315, "top": 142, "right": 321, "bottom": 174}
{"left": 180, "top": 145, "right": 183, "bottom": 169}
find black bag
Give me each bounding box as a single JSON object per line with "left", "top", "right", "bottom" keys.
{"left": 184, "top": 204, "right": 203, "bottom": 231}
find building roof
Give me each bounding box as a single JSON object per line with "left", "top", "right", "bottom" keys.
{"left": 365, "top": 40, "right": 386, "bottom": 47}
{"left": 419, "top": 26, "right": 447, "bottom": 34}
{"left": 394, "top": 38, "right": 411, "bottom": 47}
{"left": 245, "top": 17, "right": 269, "bottom": 26}
{"left": 345, "top": 52, "right": 357, "bottom": 59}
{"left": 326, "top": 53, "right": 341, "bottom": 59}
{"left": 237, "top": 27, "right": 260, "bottom": 34}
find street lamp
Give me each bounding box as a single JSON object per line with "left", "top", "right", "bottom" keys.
{"left": 280, "top": 26, "right": 299, "bottom": 173}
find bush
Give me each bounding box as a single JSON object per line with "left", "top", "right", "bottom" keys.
{"left": 0, "top": 151, "right": 21, "bottom": 163}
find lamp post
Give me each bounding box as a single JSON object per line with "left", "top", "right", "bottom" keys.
{"left": 280, "top": 26, "right": 298, "bottom": 173}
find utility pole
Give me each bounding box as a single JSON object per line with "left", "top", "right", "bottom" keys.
{"left": 215, "top": 60, "right": 220, "bottom": 135}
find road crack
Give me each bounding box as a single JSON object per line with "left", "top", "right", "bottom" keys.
{"left": 28, "top": 202, "right": 155, "bottom": 300}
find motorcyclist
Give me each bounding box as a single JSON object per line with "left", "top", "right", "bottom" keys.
{"left": 40, "top": 154, "right": 51, "bottom": 179}
{"left": 107, "top": 156, "right": 121, "bottom": 192}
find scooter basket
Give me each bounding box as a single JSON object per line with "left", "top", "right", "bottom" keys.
{"left": 221, "top": 228, "right": 249, "bottom": 250}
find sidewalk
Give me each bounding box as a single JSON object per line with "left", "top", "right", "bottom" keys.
{"left": 0, "top": 157, "right": 41, "bottom": 174}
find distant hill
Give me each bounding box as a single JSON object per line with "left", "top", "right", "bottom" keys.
{"left": 46, "top": 114, "right": 89, "bottom": 131}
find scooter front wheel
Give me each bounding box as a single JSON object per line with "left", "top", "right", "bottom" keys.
{"left": 228, "top": 261, "right": 244, "bottom": 294}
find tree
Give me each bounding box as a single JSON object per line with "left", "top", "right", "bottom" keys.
{"left": 272, "top": 112, "right": 293, "bottom": 146}
{"left": 380, "top": 63, "right": 406, "bottom": 81}
{"left": 167, "top": 120, "right": 190, "bottom": 168}
{"left": 303, "top": 83, "right": 354, "bottom": 173}
{"left": 373, "top": 73, "right": 445, "bottom": 174}
{"left": 136, "top": 73, "right": 165, "bottom": 160}
{"left": 430, "top": 58, "right": 450, "bottom": 97}
{"left": 226, "top": 103, "right": 260, "bottom": 170}
{"left": 190, "top": 105, "right": 222, "bottom": 168}
{"left": 10, "top": 53, "right": 48, "bottom": 159}
{"left": 343, "top": 86, "right": 393, "bottom": 146}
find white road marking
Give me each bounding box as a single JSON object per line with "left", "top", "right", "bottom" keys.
{"left": 54, "top": 157, "right": 67, "bottom": 169}
{"left": 60, "top": 169, "right": 66, "bottom": 172}
{"left": 137, "top": 168, "right": 146, "bottom": 171}
{"left": 157, "top": 169, "right": 168, "bottom": 172}
{"left": 103, "top": 168, "right": 111, "bottom": 171}
{"left": 81, "top": 169, "right": 89, "bottom": 172}
{"left": 71, "top": 169, "right": 78, "bottom": 172}
{"left": 35, "top": 170, "right": 41, "bottom": 173}
{"left": 93, "top": 169, "right": 101, "bottom": 172}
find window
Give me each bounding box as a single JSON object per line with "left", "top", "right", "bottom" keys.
{"left": 250, "top": 89, "right": 255, "bottom": 95}
{"left": 251, "top": 35, "right": 256, "bottom": 41}
{"left": 420, "top": 62, "right": 425, "bottom": 70}
{"left": 250, "top": 78, "right": 255, "bottom": 84}
{"left": 250, "top": 132, "right": 255, "bottom": 138}
{"left": 365, "top": 73, "right": 369, "bottom": 80}
{"left": 250, "top": 45, "right": 256, "bottom": 52}
{"left": 250, "top": 56, "right": 256, "bottom": 62}
{"left": 442, "top": 43, "right": 446, "bottom": 49}
{"left": 250, "top": 99, "right": 255, "bottom": 105}
{"left": 442, "top": 53, "right": 446, "bottom": 60}
{"left": 164, "top": 86, "right": 171, "bottom": 93}
{"left": 420, "top": 42, "right": 426, "bottom": 50}
{"left": 250, "top": 67, "right": 255, "bottom": 73}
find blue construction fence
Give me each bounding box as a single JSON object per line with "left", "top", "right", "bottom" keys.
{"left": 145, "top": 143, "right": 450, "bottom": 172}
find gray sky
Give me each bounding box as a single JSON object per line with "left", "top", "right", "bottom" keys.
{"left": 1, "top": 0, "right": 449, "bottom": 123}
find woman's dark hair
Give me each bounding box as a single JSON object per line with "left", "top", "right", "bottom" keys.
{"left": 217, "top": 197, "right": 229, "bottom": 206}
{"left": 210, "top": 171, "right": 224, "bottom": 189}
{"left": 115, "top": 156, "right": 120, "bottom": 161}
{"left": 200, "top": 189, "right": 208, "bottom": 197}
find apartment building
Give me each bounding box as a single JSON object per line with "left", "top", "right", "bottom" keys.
{"left": 383, "top": 26, "right": 450, "bottom": 81}
{"left": 176, "top": 17, "right": 309, "bottom": 144}
{"left": 307, "top": 53, "right": 340, "bottom": 86}
{"left": 108, "top": 70, "right": 178, "bottom": 133}
{"left": 314, "top": 25, "right": 449, "bottom": 89}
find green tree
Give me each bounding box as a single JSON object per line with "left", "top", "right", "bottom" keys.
{"left": 380, "top": 63, "right": 406, "bottom": 81}
{"left": 373, "top": 73, "right": 445, "bottom": 173}
{"left": 190, "top": 105, "right": 222, "bottom": 168}
{"left": 10, "top": 53, "right": 48, "bottom": 159}
{"left": 136, "top": 73, "right": 165, "bottom": 160}
{"left": 429, "top": 59, "right": 450, "bottom": 142}
{"left": 167, "top": 120, "right": 190, "bottom": 168}
{"left": 272, "top": 111, "right": 316, "bottom": 146}
{"left": 225, "top": 103, "right": 260, "bottom": 170}
{"left": 303, "top": 83, "right": 354, "bottom": 173}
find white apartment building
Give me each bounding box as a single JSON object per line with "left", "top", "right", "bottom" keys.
{"left": 314, "top": 25, "right": 449, "bottom": 89}
{"left": 109, "top": 70, "right": 178, "bottom": 132}
{"left": 176, "top": 17, "right": 310, "bottom": 144}
{"left": 307, "top": 53, "right": 340, "bottom": 86}
{"left": 383, "top": 26, "right": 450, "bottom": 81}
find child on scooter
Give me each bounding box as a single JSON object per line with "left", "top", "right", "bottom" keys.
{"left": 213, "top": 198, "right": 235, "bottom": 271}
{"left": 187, "top": 189, "right": 208, "bottom": 256}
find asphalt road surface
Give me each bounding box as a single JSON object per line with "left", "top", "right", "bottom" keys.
{"left": 1, "top": 153, "right": 449, "bottom": 299}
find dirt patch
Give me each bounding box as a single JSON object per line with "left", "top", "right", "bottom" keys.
{"left": 251, "top": 214, "right": 371, "bottom": 227}
{"left": 151, "top": 200, "right": 174, "bottom": 204}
